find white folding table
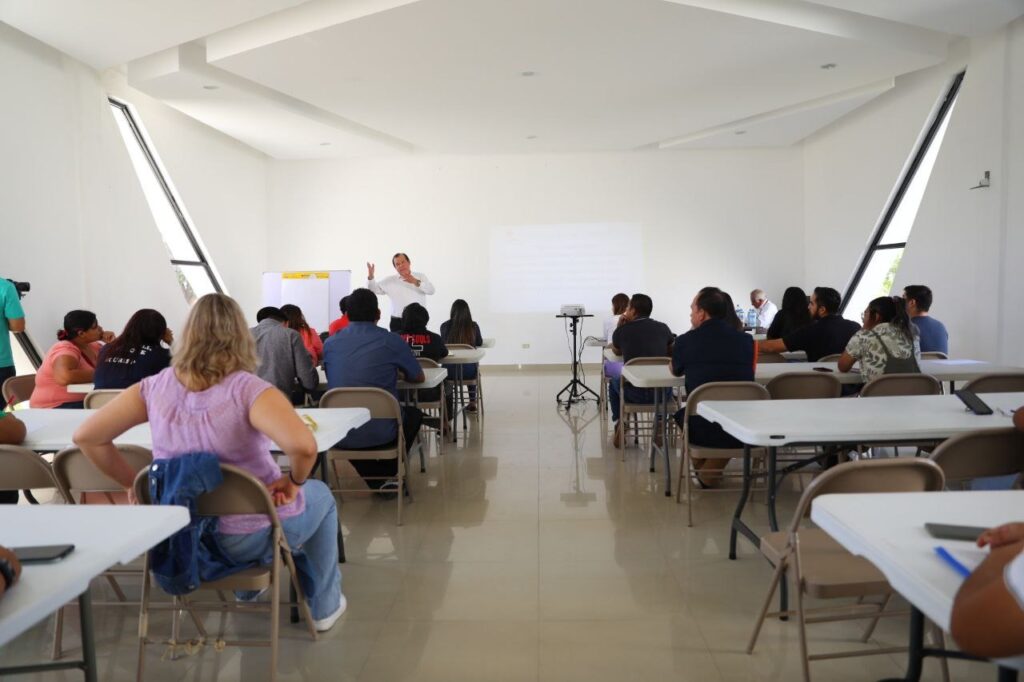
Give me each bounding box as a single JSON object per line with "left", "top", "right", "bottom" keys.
{"left": 0, "top": 506, "right": 188, "bottom": 681}
{"left": 442, "top": 347, "right": 485, "bottom": 442}
{"left": 16, "top": 407, "right": 370, "bottom": 563}
{"left": 813, "top": 491, "right": 1024, "bottom": 681}
{"left": 754, "top": 359, "right": 1024, "bottom": 387}
{"left": 696, "top": 392, "right": 1024, "bottom": 561}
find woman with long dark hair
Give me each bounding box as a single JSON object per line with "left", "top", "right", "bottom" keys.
{"left": 94, "top": 309, "right": 172, "bottom": 389}
{"left": 838, "top": 295, "right": 920, "bottom": 382}
{"left": 766, "top": 287, "right": 812, "bottom": 340}
{"left": 280, "top": 304, "right": 323, "bottom": 365}
{"left": 30, "top": 310, "right": 112, "bottom": 408}
{"left": 440, "top": 299, "right": 483, "bottom": 411}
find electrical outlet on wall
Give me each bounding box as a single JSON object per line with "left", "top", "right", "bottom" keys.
{"left": 521, "top": 343, "right": 530, "bottom": 349}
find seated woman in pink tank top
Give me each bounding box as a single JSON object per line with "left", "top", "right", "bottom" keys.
{"left": 30, "top": 310, "right": 113, "bottom": 409}
{"left": 73, "top": 293, "right": 346, "bottom": 632}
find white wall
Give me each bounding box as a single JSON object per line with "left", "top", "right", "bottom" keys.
{"left": 0, "top": 22, "right": 268, "bottom": 358}
{"left": 804, "top": 19, "right": 1024, "bottom": 363}
{"left": 268, "top": 151, "right": 804, "bottom": 365}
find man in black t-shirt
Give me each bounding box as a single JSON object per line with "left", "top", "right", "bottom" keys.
{"left": 758, "top": 287, "right": 859, "bottom": 362}
{"left": 610, "top": 293, "right": 674, "bottom": 445}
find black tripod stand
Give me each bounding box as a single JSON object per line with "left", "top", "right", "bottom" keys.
{"left": 555, "top": 314, "right": 600, "bottom": 411}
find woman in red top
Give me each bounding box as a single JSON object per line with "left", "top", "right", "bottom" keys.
{"left": 30, "top": 310, "right": 113, "bottom": 408}
{"left": 280, "top": 304, "right": 323, "bottom": 366}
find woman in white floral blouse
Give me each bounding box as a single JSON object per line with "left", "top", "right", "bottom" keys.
{"left": 838, "top": 296, "right": 920, "bottom": 382}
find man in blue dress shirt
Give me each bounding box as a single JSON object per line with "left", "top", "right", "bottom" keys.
{"left": 323, "top": 288, "right": 424, "bottom": 490}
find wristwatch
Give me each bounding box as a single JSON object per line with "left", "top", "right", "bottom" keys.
{"left": 0, "top": 557, "right": 15, "bottom": 590}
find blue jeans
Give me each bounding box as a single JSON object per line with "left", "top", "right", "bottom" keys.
{"left": 445, "top": 363, "right": 479, "bottom": 400}
{"left": 217, "top": 479, "right": 342, "bottom": 619}
{"left": 608, "top": 381, "right": 653, "bottom": 423}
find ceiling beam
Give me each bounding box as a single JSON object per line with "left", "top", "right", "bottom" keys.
{"left": 660, "top": 0, "right": 951, "bottom": 58}
{"left": 205, "top": 0, "right": 425, "bottom": 63}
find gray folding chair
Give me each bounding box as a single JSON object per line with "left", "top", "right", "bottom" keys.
{"left": 766, "top": 372, "right": 842, "bottom": 400}
{"left": 963, "top": 373, "right": 1024, "bottom": 394}
{"left": 617, "top": 357, "right": 673, "bottom": 458}
{"left": 133, "top": 464, "right": 317, "bottom": 682}
{"left": 675, "top": 381, "right": 770, "bottom": 526}
{"left": 2, "top": 374, "right": 35, "bottom": 406}
{"left": 818, "top": 353, "right": 843, "bottom": 363}
{"left": 748, "top": 458, "right": 946, "bottom": 682}
{"left": 320, "top": 387, "right": 409, "bottom": 525}
{"left": 860, "top": 373, "right": 942, "bottom": 398}
{"left": 920, "top": 351, "right": 949, "bottom": 360}
{"left": 929, "top": 427, "right": 1024, "bottom": 488}
{"left": 83, "top": 389, "right": 122, "bottom": 409}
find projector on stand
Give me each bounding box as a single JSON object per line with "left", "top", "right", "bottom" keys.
{"left": 560, "top": 304, "right": 586, "bottom": 316}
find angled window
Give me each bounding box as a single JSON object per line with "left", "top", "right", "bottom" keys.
{"left": 108, "top": 98, "right": 224, "bottom": 304}
{"left": 841, "top": 71, "right": 964, "bottom": 320}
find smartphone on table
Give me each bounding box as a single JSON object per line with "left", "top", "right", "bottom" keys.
{"left": 12, "top": 544, "right": 75, "bottom": 563}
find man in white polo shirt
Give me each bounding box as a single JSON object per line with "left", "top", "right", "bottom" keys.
{"left": 749, "top": 289, "right": 778, "bottom": 331}
{"left": 367, "top": 253, "right": 436, "bottom": 331}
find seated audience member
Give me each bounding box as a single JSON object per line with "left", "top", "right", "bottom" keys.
{"left": 721, "top": 291, "right": 745, "bottom": 331}
{"left": 398, "top": 302, "right": 450, "bottom": 412}
{"left": 73, "top": 293, "right": 345, "bottom": 631}
{"left": 749, "top": 289, "right": 778, "bottom": 331}
{"left": 328, "top": 296, "right": 350, "bottom": 336}
{"left": 757, "top": 287, "right": 860, "bottom": 361}
{"left": 322, "top": 289, "right": 424, "bottom": 491}
{"left": 950, "top": 522, "right": 1024, "bottom": 658}
{"left": 440, "top": 299, "right": 484, "bottom": 412}
{"left": 281, "top": 304, "right": 323, "bottom": 366}
{"left": 610, "top": 293, "right": 674, "bottom": 446}
{"left": 0, "top": 545, "right": 21, "bottom": 601}
{"left": 672, "top": 288, "right": 755, "bottom": 487}
{"left": 251, "top": 306, "right": 319, "bottom": 405}
{"left": 0, "top": 412, "right": 27, "bottom": 504}
{"left": 30, "top": 310, "right": 113, "bottom": 409}
{"left": 838, "top": 296, "right": 920, "bottom": 382}
{"left": 903, "top": 285, "right": 949, "bottom": 355}
{"left": 766, "top": 287, "right": 812, "bottom": 340}
{"left": 94, "top": 309, "right": 172, "bottom": 390}
{"left": 603, "top": 293, "right": 630, "bottom": 385}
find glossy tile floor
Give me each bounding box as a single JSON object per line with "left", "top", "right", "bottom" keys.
{"left": 0, "top": 370, "right": 997, "bottom": 680}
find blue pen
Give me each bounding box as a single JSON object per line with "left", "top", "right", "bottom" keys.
{"left": 935, "top": 546, "right": 972, "bottom": 578}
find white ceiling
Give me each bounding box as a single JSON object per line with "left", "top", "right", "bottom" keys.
{"left": 2, "top": 0, "right": 1022, "bottom": 157}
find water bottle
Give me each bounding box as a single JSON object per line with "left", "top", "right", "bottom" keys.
{"left": 746, "top": 308, "right": 757, "bottom": 328}
{"left": 734, "top": 305, "right": 744, "bottom": 324}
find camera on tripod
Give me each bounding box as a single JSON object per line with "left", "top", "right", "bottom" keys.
{"left": 6, "top": 279, "right": 29, "bottom": 299}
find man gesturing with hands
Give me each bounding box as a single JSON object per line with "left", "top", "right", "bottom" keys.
{"left": 367, "top": 253, "right": 435, "bottom": 331}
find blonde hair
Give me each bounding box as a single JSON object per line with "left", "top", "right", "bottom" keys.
{"left": 172, "top": 293, "right": 258, "bottom": 391}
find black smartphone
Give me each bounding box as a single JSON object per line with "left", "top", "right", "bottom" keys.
{"left": 13, "top": 544, "right": 75, "bottom": 564}
{"left": 924, "top": 523, "right": 987, "bottom": 542}
{"left": 812, "top": 367, "right": 833, "bottom": 373}
{"left": 955, "top": 389, "right": 994, "bottom": 415}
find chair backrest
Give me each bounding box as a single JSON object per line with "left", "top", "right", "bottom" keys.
{"left": 0, "top": 445, "right": 58, "bottom": 491}
{"left": 2, "top": 374, "right": 35, "bottom": 405}
{"left": 963, "top": 373, "right": 1024, "bottom": 394}
{"left": 417, "top": 357, "right": 441, "bottom": 369}
{"left": 817, "top": 353, "right": 843, "bottom": 363}
{"left": 623, "top": 356, "right": 670, "bottom": 367}
{"left": 860, "top": 373, "right": 942, "bottom": 397}
{"left": 758, "top": 352, "right": 788, "bottom": 364}
{"left": 319, "top": 387, "right": 403, "bottom": 421}
{"left": 84, "top": 389, "right": 123, "bottom": 409}
{"left": 684, "top": 381, "right": 770, "bottom": 416}
{"left": 446, "top": 343, "right": 474, "bottom": 350}
{"left": 929, "top": 428, "right": 1024, "bottom": 484}
{"left": 921, "top": 351, "right": 949, "bottom": 360}
{"left": 766, "top": 372, "right": 842, "bottom": 400}
{"left": 134, "top": 463, "right": 282, "bottom": 522}
{"left": 53, "top": 446, "right": 152, "bottom": 502}
{"left": 788, "top": 458, "right": 945, "bottom": 532}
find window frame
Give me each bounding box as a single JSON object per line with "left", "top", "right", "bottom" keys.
{"left": 840, "top": 70, "right": 965, "bottom": 314}
{"left": 107, "top": 97, "right": 223, "bottom": 299}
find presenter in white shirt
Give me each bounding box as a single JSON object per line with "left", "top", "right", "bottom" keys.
{"left": 367, "top": 253, "right": 436, "bottom": 331}
{"left": 749, "top": 289, "right": 778, "bottom": 331}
